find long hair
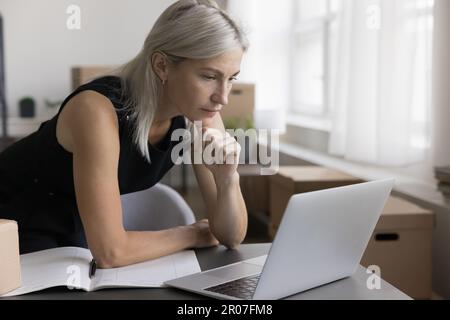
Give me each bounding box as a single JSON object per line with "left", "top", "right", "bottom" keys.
{"left": 115, "top": 0, "right": 249, "bottom": 162}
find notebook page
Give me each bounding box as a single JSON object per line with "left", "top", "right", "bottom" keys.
{"left": 1, "top": 247, "right": 92, "bottom": 297}
{"left": 91, "top": 250, "right": 200, "bottom": 290}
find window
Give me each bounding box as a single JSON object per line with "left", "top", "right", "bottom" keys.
{"left": 291, "top": 0, "right": 341, "bottom": 117}
{"left": 409, "top": 0, "right": 434, "bottom": 150}
{"left": 290, "top": 0, "right": 434, "bottom": 140}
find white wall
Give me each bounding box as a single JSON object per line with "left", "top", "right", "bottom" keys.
{"left": 0, "top": 0, "right": 175, "bottom": 120}
{"left": 228, "top": 0, "right": 293, "bottom": 131}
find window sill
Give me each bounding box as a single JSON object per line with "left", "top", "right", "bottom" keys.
{"left": 259, "top": 138, "right": 450, "bottom": 212}
{"left": 285, "top": 113, "right": 332, "bottom": 132}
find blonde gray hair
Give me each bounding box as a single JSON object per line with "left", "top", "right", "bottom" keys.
{"left": 114, "top": 0, "right": 249, "bottom": 162}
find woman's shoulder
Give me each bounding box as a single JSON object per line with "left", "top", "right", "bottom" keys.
{"left": 57, "top": 75, "right": 126, "bottom": 121}
{"left": 56, "top": 90, "right": 120, "bottom": 154}
{"left": 66, "top": 89, "right": 118, "bottom": 116}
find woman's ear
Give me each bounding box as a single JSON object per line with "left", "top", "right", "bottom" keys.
{"left": 151, "top": 51, "right": 169, "bottom": 83}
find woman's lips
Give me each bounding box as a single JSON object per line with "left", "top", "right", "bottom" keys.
{"left": 200, "top": 108, "right": 221, "bottom": 117}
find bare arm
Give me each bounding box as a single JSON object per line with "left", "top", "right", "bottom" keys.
{"left": 64, "top": 92, "right": 217, "bottom": 268}
{"left": 192, "top": 113, "right": 248, "bottom": 249}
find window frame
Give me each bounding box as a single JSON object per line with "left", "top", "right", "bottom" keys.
{"left": 289, "top": 0, "right": 338, "bottom": 120}
{"left": 288, "top": 0, "right": 434, "bottom": 137}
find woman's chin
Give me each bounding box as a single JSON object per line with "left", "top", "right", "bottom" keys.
{"left": 184, "top": 112, "right": 215, "bottom": 126}
{"left": 189, "top": 116, "right": 213, "bottom": 126}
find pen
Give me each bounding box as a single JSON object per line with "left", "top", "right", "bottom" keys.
{"left": 89, "top": 259, "right": 97, "bottom": 279}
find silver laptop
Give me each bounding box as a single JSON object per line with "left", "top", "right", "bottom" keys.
{"left": 165, "top": 179, "right": 394, "bottom": 300}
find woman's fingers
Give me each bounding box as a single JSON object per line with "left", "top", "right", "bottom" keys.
{"left": 201, "top": 130, "right": 240, "bottom": 165}
{"left": 193, "top": 219, "right": 219, "bottom": 248}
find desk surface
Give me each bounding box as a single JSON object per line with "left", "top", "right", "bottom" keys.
{"left": 4, "top": 243, "right": 411, "bottom": 300}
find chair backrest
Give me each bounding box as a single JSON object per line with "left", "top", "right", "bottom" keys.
{"left": 121, "top": 184, "right": 196, "bottom": 231}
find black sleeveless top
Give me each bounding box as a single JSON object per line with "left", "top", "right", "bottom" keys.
{"left": 0, "top": 76, "right": 186, "bottom": 245}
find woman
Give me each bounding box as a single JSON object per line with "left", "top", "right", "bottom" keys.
{"left": 0, "top": 0, "right": 248, "bottom": 268}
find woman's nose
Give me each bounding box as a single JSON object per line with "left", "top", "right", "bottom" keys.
{"left": 211, "top": 84, "right": 229, "bottom": 106}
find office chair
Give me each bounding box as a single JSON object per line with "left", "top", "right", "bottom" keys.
{"left": 121, "top": 183, "right": 196, "bottom": 231}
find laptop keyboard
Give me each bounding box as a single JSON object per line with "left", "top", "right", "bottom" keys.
{"left": 205, "top": 274, "right": 261, "bottom": 299}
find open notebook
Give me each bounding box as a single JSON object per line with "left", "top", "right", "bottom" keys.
{"left": 1, "top": 247, "right": 201, "bottom": 297}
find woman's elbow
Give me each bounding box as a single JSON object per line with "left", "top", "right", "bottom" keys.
{"left": 224, "top": 242, "right": 241, "bottom": 250}
{"left": 93, "top": 246, "right": 124, "bottom": 268}
{"left": 214, "top": 226, "right": 247, "bottom": 250}
{"left": 220, "top": 234, "right": 245, "bottom": 250}
{"left": 90, "top": 236, "right": 128, "bottom": 268}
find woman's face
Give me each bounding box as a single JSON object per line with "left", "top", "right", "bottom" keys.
{"left": 164, "top": 48, "right": 244, "bottom": 126}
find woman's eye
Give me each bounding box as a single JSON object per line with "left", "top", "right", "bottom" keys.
{"left": 229, "top": 77, "right": 238, "bottom": 82}
{"left": 202, "top": 75, "right": 216, "bottom": 80}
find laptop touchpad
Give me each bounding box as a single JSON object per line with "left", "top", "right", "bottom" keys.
{"left": 205, "top": 262, "right": 262, "bottom": 280}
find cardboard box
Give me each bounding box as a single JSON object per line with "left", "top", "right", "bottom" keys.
{"left": 71, "top": 66, "right": 117, "bottom": 90}
{"left": 360, "top": 196, "right": 434, "bottom": 300}
{"left": 238, "top": 164, "right": 271, "bottom": 219}
{"left": 269, "top": 166, "right": 364, "bottom": 238}
{"left": 220, "top": 83, "right": 255, "bottom": 129}
{"left": 0, "top": 219, "right": 21, "bottom": 295}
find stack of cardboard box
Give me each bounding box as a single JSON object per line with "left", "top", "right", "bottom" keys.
{"left": 220, "top": 83, "right": 255, "bottom": 130}
{"left": 269, "top": 166, "right": 364, "bottom": 238}
{"left": 360, "top": 196, "right": 434, "bottom": 300}
{"left": 267, "top": 165, "right": 435, "bottom": 299}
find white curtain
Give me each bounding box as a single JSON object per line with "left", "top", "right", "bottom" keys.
{"left": 432, "top": 0, "right": 450, "bottom": 168}
{"left": 329, "top": 0, "right": 433, "bottom": 166}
